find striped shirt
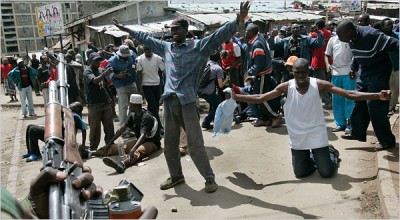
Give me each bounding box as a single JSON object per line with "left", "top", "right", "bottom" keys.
{"left": 349, "top": 26, "right": 399, "bottom": 78}
{"left": 128, "top": 20, "right": 239, "bottom": 105}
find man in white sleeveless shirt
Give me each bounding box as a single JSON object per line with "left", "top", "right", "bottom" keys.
{"left": 234, "top": 58, "right": 391, "bottom": 178}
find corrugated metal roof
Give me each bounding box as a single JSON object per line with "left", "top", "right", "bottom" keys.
{"left": 87, "top": 19, "right": 199, "bottom": 38}
{"left": 182, "top": 11, "right": 324, "bottom": 26}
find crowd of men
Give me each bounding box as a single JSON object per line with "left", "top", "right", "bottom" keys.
{"left": 1, "top": 1, "right": 399, "bottom": 216}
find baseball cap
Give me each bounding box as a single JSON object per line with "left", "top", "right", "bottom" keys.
{"left": 89, "top": 52, "right": 102, "bottom": 61}
{"left": 165, "top": 18, "right": 189, "bottom": 29}
{"left": 285, "top": 56, "right": 299, "bottom": 66}
{"left": 130, "top": 94, "right": 143, "bottom": 104}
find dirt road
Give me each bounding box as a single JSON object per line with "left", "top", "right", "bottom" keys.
{"left": 1, "top": 93, "right": 390, "bottom": 218}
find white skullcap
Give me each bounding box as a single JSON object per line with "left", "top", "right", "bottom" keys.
{"left": 223, "top": 87, "right": 233, "bottom": 95}
{"left": 17, "top": 58, "right": 24, "bottom": 65}
{"left": 130, "top": 94, "right": 143, "bottom": 104}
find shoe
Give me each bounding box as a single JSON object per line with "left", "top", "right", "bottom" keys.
{"left": 205, "top": 179, "right": 218, "bottom": 193}
{"left": 103, "top": 157, "right": 125, "bottom": 174}
{"left": 233, "top": 116, "right": 241, "bottom": 124}
{"left": 160, "top": 128, "right": 164, "bottom": 138}
{"left": 271, "top": 115, "right": 282, "bottom": 128}
{"left": 253, "top": 119, "right": 270, "bottom": 127}
{"left": 344, "top": 125, "right": 352, "bottom": 135}
{"left": 375, "top": 143, "right": 395, "bottom": 151}
{"left": 160, "top": 177, "right": 185, "bottom": 190}
{"left": 78, "top": 145, "right": 90, "bottom": 159}
{"left": 324, "top": 103, "right": 332, "bottom": 110}
{"left": 201, "top": 123, "right": 213, "bottom": 130}
{"left": 26, "top": 154, "right": 42, "bottom": 162}
{"left": 22, "top": 152, "right": 31, "bottom": 159}
{"left": 341, "top": 133, "right": 366, "bottom": 142}
{"left": 20, "top": 115, "right": 27, "bottom": 119}
{"left": 328, "top": 144, "right": 340, "bottom": 158}
{"left": 179, "top": 146, "right": 187, "bottom": 156}
{"left": 28, "top": 113, "right": 37, "bottom": 117}
{"left": 332, "top": 125, "right": 346, "bottom": 132}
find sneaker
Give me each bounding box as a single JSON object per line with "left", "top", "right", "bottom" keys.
{"left": 28, "top": 113, "right": 37, "bottom": 117}
{"left": 328, "top": 144, "right": 340, "bottom": 158}
{"left": 344, "top": 125, "right": 352, "bottom": 135}
{"left": 26, "top": 154, "right": 42, "bottom": 162}
{"left": 20, "top": 115, "right": 27, "bottom": 119}
{"left": 332, "top": 125, "right": 346, "bottom": 132}
{"left": 78, "top": 145, "right": 90, "bottom": 159}
{"left": 22, "top": 152, "right": 31, "bottom": 159}
{"left": 160, "top": 177, "right": 185, "bottom": 190}
{"left": 179, "top": 146, "right": 187, "bottom": 156}
{"left": 253, "top": 119, "right": 271, "bottom": 127}
{"left": 205, "top": 179, "right": 218, "bottom": 193}
{"left": 102, "top": 157, "right": 125, "bottom": 174}
{"left": 271, "top": 115, "right": 282, "bottom": 128}
{"left": 201, "top": 123, "right": 213, "bottom": 130}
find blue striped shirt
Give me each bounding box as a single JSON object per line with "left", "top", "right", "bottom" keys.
{"left": 128, "top": 20, "right": 239, "bottom": 105}
{"left": 349, "top": 26, "right": 399, "bottom": 78}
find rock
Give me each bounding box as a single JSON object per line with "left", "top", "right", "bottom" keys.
{"left": 171, "top": 207, "right": 177, "bottom": 212}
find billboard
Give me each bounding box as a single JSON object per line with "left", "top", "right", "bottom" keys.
{"left": 36, "top": 2, "right": 64, "bottom": 37}
{"left": 341, "top": 0, "right": 362, "bottom": 13}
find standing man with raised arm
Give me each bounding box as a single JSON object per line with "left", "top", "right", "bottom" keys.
{"left": 112, "top": 1, "right": 250, "bottom": 193}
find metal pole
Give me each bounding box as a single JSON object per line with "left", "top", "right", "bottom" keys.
{"left": 136, "top": 2, "right": 141, "bottom": 25}
{"left": 44, "top": 36, "right": 48, "bottom": 47}
{"left": 59, "top": 35, "right": 63, "bottom": 52}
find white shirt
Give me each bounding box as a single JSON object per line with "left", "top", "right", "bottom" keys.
{"left": 325, "top": 36, "right": 353, "bottom": 76}
{"left": 233, "top": 43, "right": 241, "bottom": 57}
{"left": 136, "top": 54, "right": 165, "bottom": 86}
{"left": 283, "top": 78, "right": 329, "bottom": 150}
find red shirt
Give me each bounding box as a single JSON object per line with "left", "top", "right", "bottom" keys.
{"left": 20, "top": 67, "right": 31, "bottom": 88}
{"left": 1, "top": 64, "right": 13, "bottom": 79}
{"left": 221, "top": 42, "right": 240, "bottom": 70}
{"left": 45, "top": 67, "right": 58, "bottom": 86}
{"left": 311, "top": 29, "right": 332, "bottom": 69}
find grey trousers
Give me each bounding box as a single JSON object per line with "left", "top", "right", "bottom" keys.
{"left": 88, "top": 102, "right": 115, "bottom": 150}
{"left": 163, "top": 95, "right": 215, "bottom": 181}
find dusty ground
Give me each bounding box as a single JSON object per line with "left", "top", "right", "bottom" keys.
{"left": 1, "top": 91, "right": 398, "bottom": 218}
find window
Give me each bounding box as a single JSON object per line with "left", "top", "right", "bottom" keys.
{"left": 65, "top": 3, "right": 71, "bottom": 9}
{"left": 3, "top": 21, "right": 15, "bottom": 26}
{"left": 25, "top": 40, "right": 31, "bottom": 46}
{"left": 66, "top": 14, "right": 69, "bottom": 20}
{"left": 1, "top": 3, "right": 12, "bottom": 7}
{"left": 1, "top": 9, "right": 13, "bottom": 14}
{"left": 7, "top": 46, "right": 19, "bottom": 53}
{"left": 5, "top": 34, "right": 17, "bottom": 39}
{"left": 2, "top": 15, "right": 14, "bottom": 20}
{"left": 147, "top": 5, "right": 153, "bottom": 14}
{"left": 5, "top": 40, "right": 17, "bottom": 45}
{"left": 19, "top": 3, "right": 26, "bottom": 10}
{"left": 21, "top": 15, "right": 29, "bottom": 22}
{"left": 23, "top": 28, "right": 29, "bottom": 34}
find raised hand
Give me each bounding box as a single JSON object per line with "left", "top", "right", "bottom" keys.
{"left": 237, "top": 1, "right": 251, "bottom": 23}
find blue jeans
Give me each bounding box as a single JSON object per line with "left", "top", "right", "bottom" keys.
{"left": 291, "top": 146, "right": 338, "bottom": 178}
{"left": 331, "top": 75, "right": 355, "bottom": 127}
{"left": 163, "top": 95, "right": 215, "bottom": 181}
{"left": 198, "top": 92, "right": 221, "bottom": 125}
{"left": 19, "top": 86, "right": 35, "bottom": 116}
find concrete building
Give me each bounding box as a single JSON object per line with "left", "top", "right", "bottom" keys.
{"left": 1, "top": 1, "right": 80, "bottom": 57}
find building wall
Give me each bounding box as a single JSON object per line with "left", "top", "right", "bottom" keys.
{"left": 1, "top": 1, "right": 79, "bottom": 57}
{"left": 90, "top": 1, "right": 168, "bottom": 26}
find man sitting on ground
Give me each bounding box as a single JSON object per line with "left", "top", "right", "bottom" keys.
{"left": 90, "top": 94, "right": 162, "bottom": 174}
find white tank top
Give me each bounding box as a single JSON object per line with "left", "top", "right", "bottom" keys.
{"left": 283, "top": 77, "right": 328, "bottom": 150}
